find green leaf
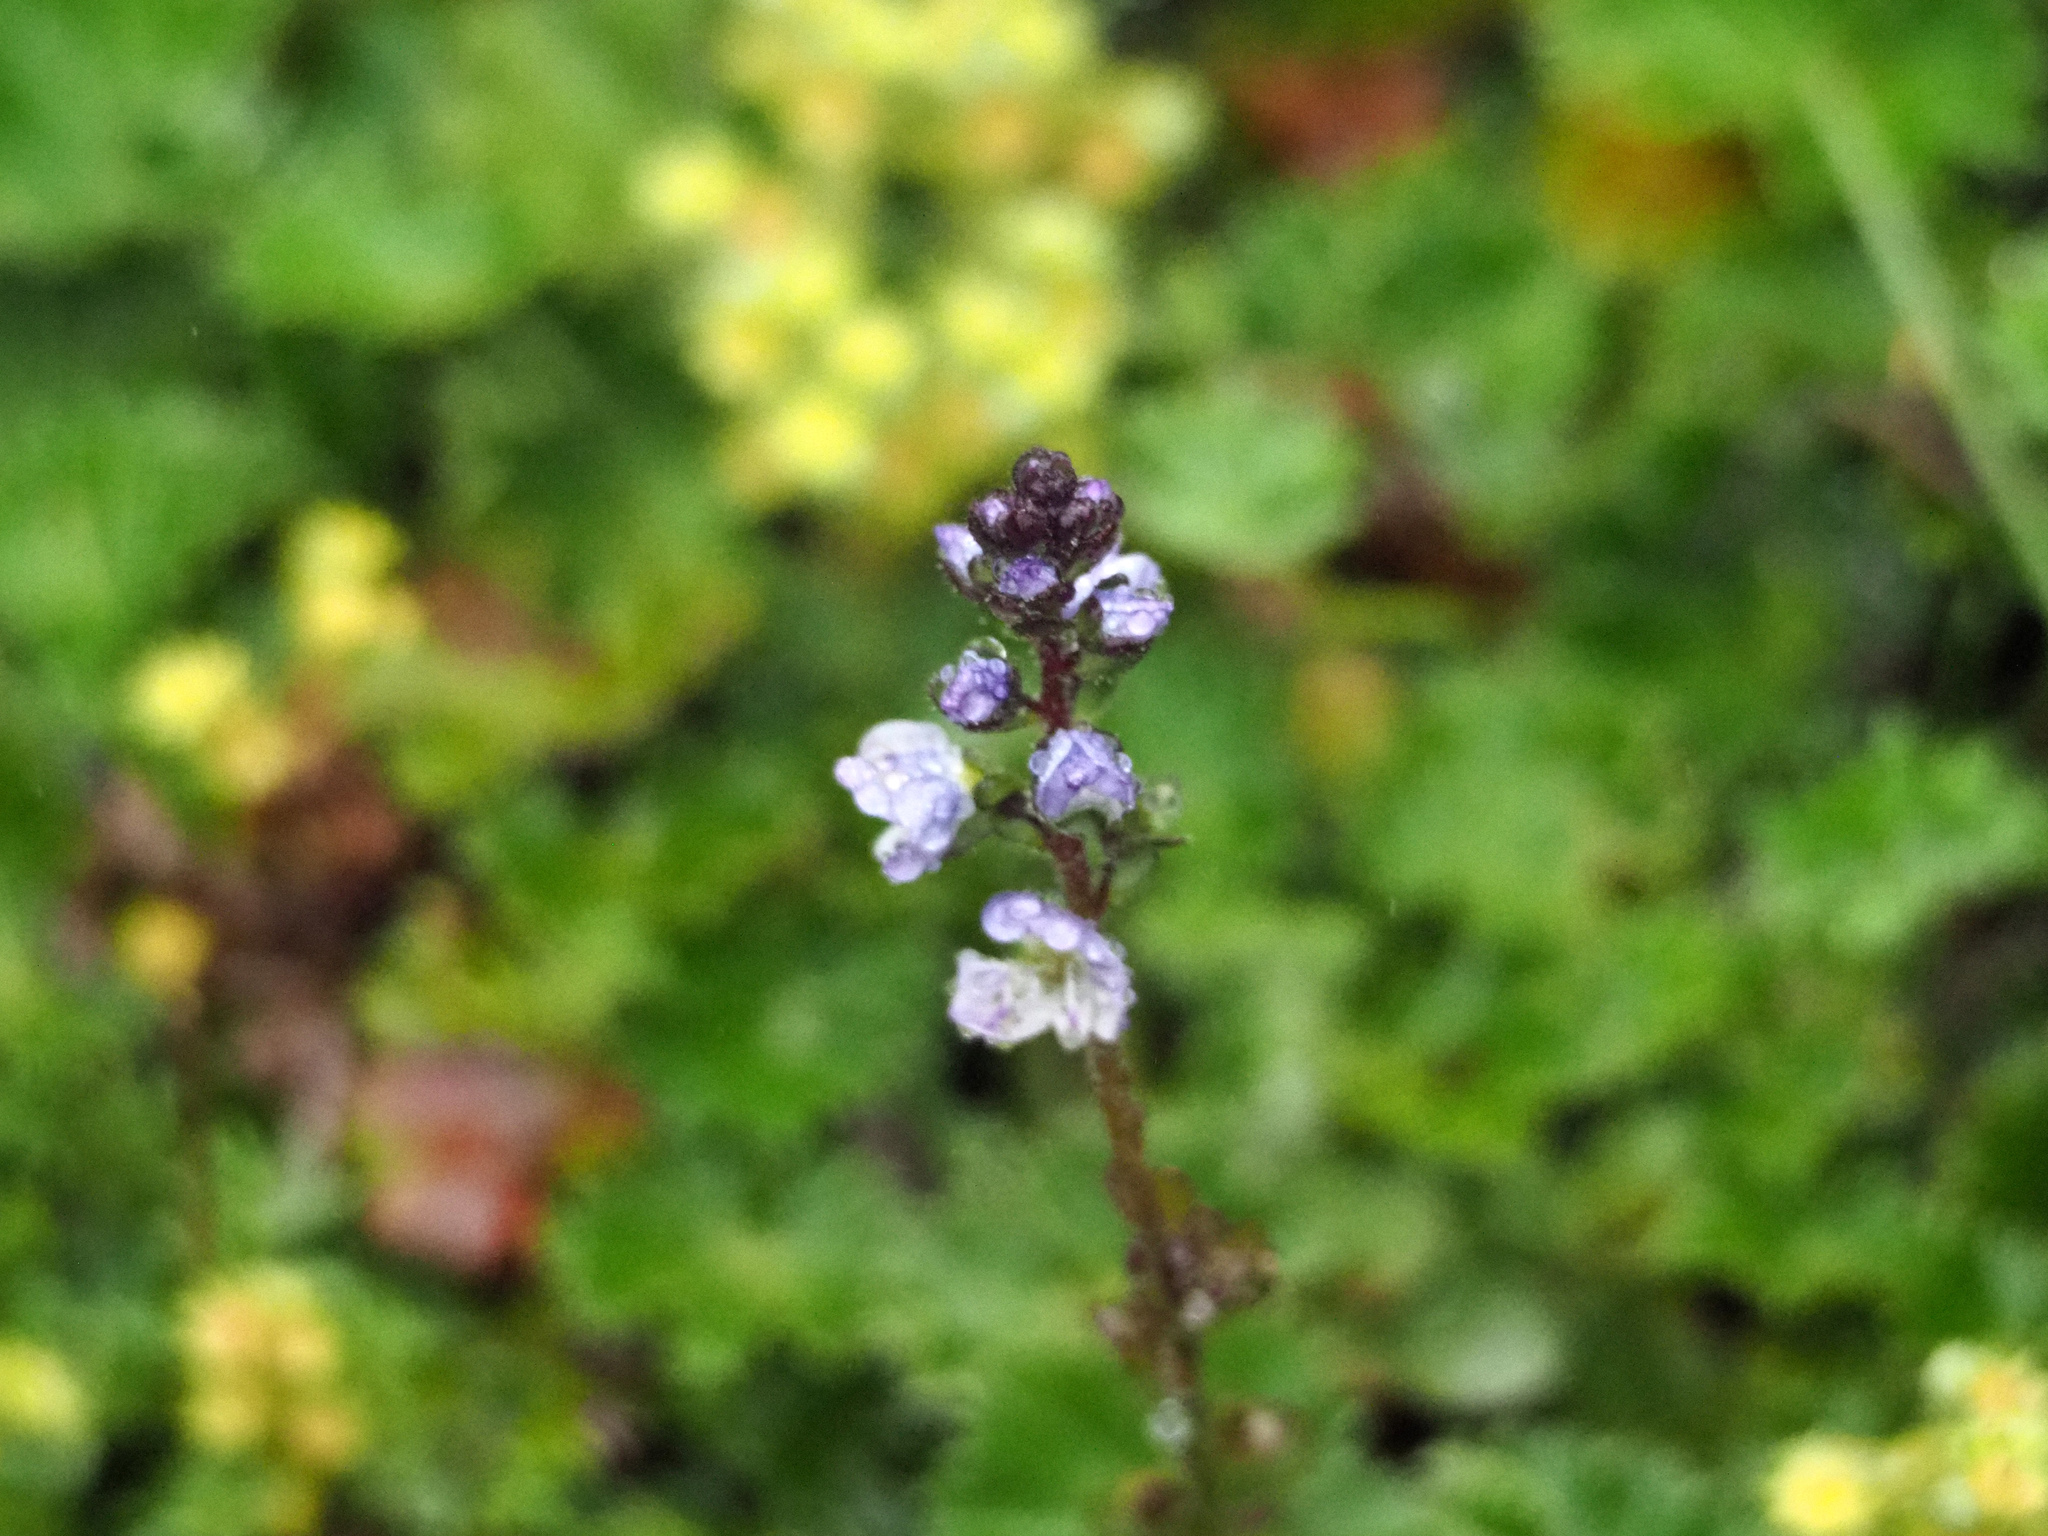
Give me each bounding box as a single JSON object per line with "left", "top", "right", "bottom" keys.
{"left": 1748, "top": 717, "right": 2048, "bottom": 959}
{"left": 1116, "top": 372, "right": 1367, "bottom": 575}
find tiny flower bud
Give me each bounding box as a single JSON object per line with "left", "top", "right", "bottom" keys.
{"left": 1067, "top": 544, "right": 1173, "bottom": 649}
{"left": 1011, "top": 446, "right": 1080, "bottom": 509}
{"left": 935, "top": 523, "right": 984, "bottom": 591}
{"left": 1030, "top": 727, "right": 1139, "bottom": 821}
{"left": 996, "top": 556, "right": 1059, "bottom": 602}
{"left": 968, "top": 493, "right": 1017, "bottom": 548}
{"left": 1097, "top": 585, "right": 1174, "bottom": 646}
{"left": 1055, "top": 475, "right": 1125, "bottom": 564}
{"left": 934, "top": 649, "right": 1022, "bottom": 730}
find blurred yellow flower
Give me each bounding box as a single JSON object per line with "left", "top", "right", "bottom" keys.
{"left": 827, "top": 307, "right": 923, "bottom": 395}
{"left": 288, "top": 503, "right": 403, "bottom": 593}
{"left": 0, "top": 1339, "right": 88, "bottom": 1443}
{"left": 954, "top": 92, "right": 1047, "bottom": 182}
{"left": 1968, "top": 1445, "right": 2048, "bottom": 1518}
{"left": 989, "top": 0, "right": 1088, "bottom": 80}
{"left": 1001, "top": 195, "right": 1115, "bottom": 283}
{"left": 1115, "top": 69, "right": 1209, "bottom": 172}
{"left": 644, "top": 0, "right": 1206, "bottom": 524}
{"left": 181, "top": 1267, "right": 358, "bottom": 1476}
{"left": 1003, "top": 345, "right": 1094, "bottom": 419}
{"left": 778, "top": 74, "right": 879, "bottom": 167}
{"left": 284, "top": 504, "right": 422, "bottom": 661}
{"left": 295, "top": 583, "right": 385, "bottom": 658}
{"left": 1968, "top": 1356, "right": 2048, "bottom": 1424}
{"left": 636, "top": 136, "right": 749, "bottom": 235}
{"left": 130, "top": 636, "right": 252, "bottom": 749}
{"left": 284, "top": 1402, "right": 361, "bottom": 1471}
{"left": 764, "top": 391, "right": 877, "bottom": 490}
{"left": 937, "top": 272, "right": 1039, "bottom": 369}
{"left": 113, "top": 895, "right": 214, "bottom": 1002}
{"left": 186, "top": 1384, "right": 267, "bottom": 1452}
{"left": 203, "top": 704, "right": 304, "bottom": 804}
{"left": 694, "top": 301, "right": 793, "bottom": 400}
{"left": 763, "top": 237, "right": 860, "bottom": 322}
{"left": 1767, "top": 1438, "right": 1878, "bottom": 1536}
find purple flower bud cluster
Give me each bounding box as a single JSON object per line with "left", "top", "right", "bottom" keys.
{"left": 835, "top": 447, "right": 1179, "bottom": 1053}
{"left": 931, "top": 450, "right": 1172, "bottom": 647}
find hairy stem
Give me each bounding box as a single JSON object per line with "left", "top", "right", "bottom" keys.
{"left": 1800, "top": 53, "right": 2048, "bottom": 606}
{"left": 1035, "top": 637, "right": 1080, "bottom": 732}
{"left": 1085, "top": 1038, "right": 1216, "bottom": 1529}
{"left": 1040, "top": 759, "right": 1217, "bottom": 1529}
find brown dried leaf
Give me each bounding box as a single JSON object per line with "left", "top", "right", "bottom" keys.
{"left": 1225, "top": 48, "right": 1446, "bottom": 181}
{"left": 353, "top": 1046, "right": 636, "bottom": 1275}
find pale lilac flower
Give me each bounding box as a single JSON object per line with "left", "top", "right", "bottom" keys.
{"left": 1097, "top": 586, "right": 1174, "bottom": 645}
{"left": 997, "top": 556, "right": 1058, "bottom": 601}
{"left": 1030, "top": 727, "right": 1138, "bottom": 821}
{"left": 1066, "top": 547, "right": 1163, "bottom": 614}
{"left": 935, "top": 523, "right": 982, "bottom": 586}
{"left": 935, "top": 649, "right": 1019, "bottom": 729}
{"left": 1065, "top": 545, "right": 1172, "bottom": 647}
{"left": 834, "top": 720, "right": 976, "bottom": 883}
{"left": 947, "top": 892, "right": 1134, "bottom": 1048}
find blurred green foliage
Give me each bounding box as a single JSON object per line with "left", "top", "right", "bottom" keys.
{"left": 12, "top": 0, "right": 2048, "bottom": 1532}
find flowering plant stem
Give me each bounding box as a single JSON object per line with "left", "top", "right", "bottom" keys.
{"left": 1038, "top": 624, "right": 1218, "bottom": 1529}
{"left": 841, "top": 449, "right": 1225, "bottom": 1524}
{"left": 1085, "top": 1038, "right": 1219, "bottom": 1529}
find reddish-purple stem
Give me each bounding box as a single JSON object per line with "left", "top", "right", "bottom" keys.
{"left": 1031, "top": 636, "right": 1215, "bottom": 1529}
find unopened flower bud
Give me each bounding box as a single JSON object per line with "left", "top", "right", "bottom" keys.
{"left": 1097, "top": 585, "right": 1174, "bottom": 646}
{"left": 934, "top": 649, "right": 1022, "bottom": 730}
{"left": 1011, "top": 446, "right": 1079, "bottom": 509}
{"left": 996, "top": 556, "right": 1059, "bottom": 602}
{"left": 968, "top": 493, "right": 1018, "bottom": 548}
{"left": 1030, "top": 726, "right": 1139, "bottom": 821}
{"left": 935, "top": 523, "right": 984, "bottom": 592}
{"left": 1056, "top": 475, "right": 1125, "bottom": 564}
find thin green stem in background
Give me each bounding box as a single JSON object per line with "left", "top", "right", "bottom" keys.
{"left": 1801, "top": 54, "right": 2048, "bottom": 606}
